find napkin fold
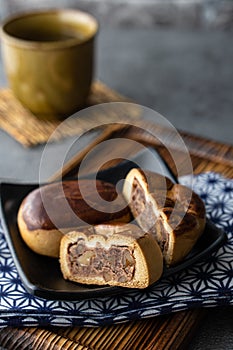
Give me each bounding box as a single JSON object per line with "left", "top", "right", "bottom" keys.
{"left": 0, "top": 172, "right": 232, "bottom": 327}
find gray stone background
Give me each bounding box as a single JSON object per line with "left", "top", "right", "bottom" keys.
{"left": 0, "top": 0, "right": 233, "bottom": 29}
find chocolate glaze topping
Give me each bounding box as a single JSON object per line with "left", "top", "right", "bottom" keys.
{"left": 22, "top": 180, "right": 130, "bottom": 231}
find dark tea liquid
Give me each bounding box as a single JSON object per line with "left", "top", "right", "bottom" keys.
{"left": 14, "top": 29, "right": 84, "bottom": 42}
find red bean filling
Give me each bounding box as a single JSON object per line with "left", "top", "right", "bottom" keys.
{"left": 67, "top": 240, "right": 135, "bottom": 283}
{"left": 131, "top": 177, "right": 169, "bottom": 252}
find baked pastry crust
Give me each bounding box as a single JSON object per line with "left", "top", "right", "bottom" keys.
{"left": 17, "top": 179, "right": 131, "bottom": 258}
{"left": 123, "top": 169, "right": 206, "bottom": 266}
{"left": 60, "top": 223, "right": 163, "bottom": 288}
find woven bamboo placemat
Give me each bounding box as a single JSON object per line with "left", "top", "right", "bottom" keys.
{"left": 0, "top": 81, "right": 137, "bottom": 147}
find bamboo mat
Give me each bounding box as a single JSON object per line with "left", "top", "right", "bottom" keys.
{"left": 0, "top": 81, "right": 136, "bottom": 147}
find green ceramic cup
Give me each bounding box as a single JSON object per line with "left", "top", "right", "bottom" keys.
{"left": 0, "top": 9, "right": 98, "bottom": 120}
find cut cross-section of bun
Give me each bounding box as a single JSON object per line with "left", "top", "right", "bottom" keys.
{"left": 123, "top": 169, "right": 206, "bottom": 266}
{"left": 60, "top": 223, "right": 163, "bottom": 289}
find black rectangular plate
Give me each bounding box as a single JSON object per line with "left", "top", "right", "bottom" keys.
{"left": 0, "top": 150, "right": 227, "bottom": 300}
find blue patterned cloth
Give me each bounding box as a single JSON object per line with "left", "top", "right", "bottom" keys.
{"left": 0, "top": 172, "right": 232, "bottom": 327}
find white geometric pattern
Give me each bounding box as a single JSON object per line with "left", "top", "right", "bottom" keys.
{"left": 0, "top": 172, "right": 232, "bottom": 327}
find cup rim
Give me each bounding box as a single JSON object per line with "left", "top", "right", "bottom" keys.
{"left": 0, "top": 8, "right": 99, "bottom": 49}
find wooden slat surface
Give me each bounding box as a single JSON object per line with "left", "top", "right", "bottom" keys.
{"left": 0, "top": 309, "right": 205, "bottom": 350}
{"left": 48, "top": 121, "right": 233, "bottom": 184}
{"left": 0, "top": 85, "right": 232, "bottom": 350}
{"left": 125, "top": 123, "right": 233, "bottom": 169}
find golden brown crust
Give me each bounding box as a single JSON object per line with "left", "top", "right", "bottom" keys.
{"left": 17, "top": 179, "right": 131, "bottom": 258}
{"left": 60, "top": 223, "right": 163, "bottom": 288}
{"left": 17, "top": 205, "right": 65, "bottom": 257}
{"left": 123, "top": 168, "right": 206, "bottom": 266}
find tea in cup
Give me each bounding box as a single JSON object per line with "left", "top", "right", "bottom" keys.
{"left": 0, "top": 9, "right": 98, "bottom": 120}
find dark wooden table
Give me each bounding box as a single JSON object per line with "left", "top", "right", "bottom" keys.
{"left": 0, "top": 122, "right": 232, "bottom": 350}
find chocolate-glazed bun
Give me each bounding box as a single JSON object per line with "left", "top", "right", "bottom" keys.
{"left": 123, "top": 169, "right": 206, "bottom": 266}
{"left": 17, "top": 180, "right": 131, "bottom": 258}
